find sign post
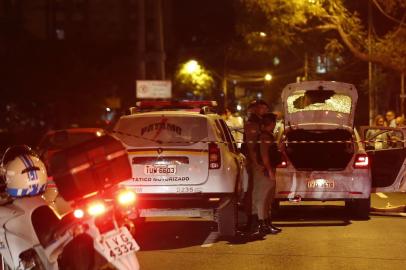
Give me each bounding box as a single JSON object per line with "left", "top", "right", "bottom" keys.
{"left": 136, "top": 80, "right": 172, "bottom": 99}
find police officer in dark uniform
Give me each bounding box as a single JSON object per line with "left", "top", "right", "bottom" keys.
{"left": 243, "top": 100, "right": 270, "bottom": 232}
{"left": 254, "top": 112, "right": 282, "bottom": 234}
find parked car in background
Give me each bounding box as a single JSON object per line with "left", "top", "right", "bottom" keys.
{"left": 37, "top": 127, "right": 105, "bottom": 215}
{"left": 113, "top": 101, "right": 248, "bottom": 237}
{"left": 275, "top": 81, "right": 372, "bottom": 218}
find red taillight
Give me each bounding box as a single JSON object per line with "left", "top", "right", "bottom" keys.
{"left": 117, "top": 189, "right": 136, "bottom": 206}
{"left": 73, "top": 209, "right": 85, "bottom": 219}
{"left": 353, "top": 154, "right": 369, "bottom": 169}
{"left": 87, "top": 201, "right": 106, "bottom": 216}
{"left": 208, "top": 143, "right": 221, "bottom": 169}
{"left": 277, "top": 160, "right": 288, "bottom": 168}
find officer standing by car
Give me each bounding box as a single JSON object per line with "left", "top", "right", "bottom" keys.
{"left": 253, "top": 112, "right": 282, "bottom": 234}
{"left": 243, "top": 99, "right": 270, "bottom": 233}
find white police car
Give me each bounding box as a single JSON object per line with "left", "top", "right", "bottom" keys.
{"left": 275, "top": 81, "right": 372, "bottom": 218}
{"left": 113, "top": 101, "right": 248, "bottom": 237}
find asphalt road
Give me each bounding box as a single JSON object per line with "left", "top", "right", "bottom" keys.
{"left": 133, "top": 192, "right": 406, "bottom": 270}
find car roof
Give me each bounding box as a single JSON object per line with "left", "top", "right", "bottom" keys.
{"left": 44, "top": 128, "right": 105, "bottom": 136}
{"left": 120, "top": 110, "right": 220, "bottom": 119}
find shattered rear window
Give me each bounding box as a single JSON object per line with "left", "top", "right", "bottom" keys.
{"left": 287, "top": 90, "right": 352, "bottom": 114}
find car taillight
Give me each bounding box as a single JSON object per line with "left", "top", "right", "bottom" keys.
{"left": 353, "top": 154, "right": 369, "bottom": 169}
{"left": 73, "top": 208, "right": 85, "bottom": 219}
{"left": 117, "top": 189, "right": 136, "bottom": 206}
{"left": 87, "top": 201, "right": 106, "bottom": 216}
{"left": 208, "top": 142, "right": 221, "bottom": 169}
{"left": 277, "top": 160, "right": 288, "bottom": 168}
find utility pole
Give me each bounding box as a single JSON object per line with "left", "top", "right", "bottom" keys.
{"left": 304, "top": 52, "right": 309, "bottom": 81}
{"left": 154, "top": 0, "right": 165, "bottom": 79}
{"left": 368, "top": 0, "right": 374, "bottom": 125}
{"left": 401, "top": 73, "right": 405, "bottom": 117}
{"left": 137, "top": 0, "right": 146, "bottom": 80}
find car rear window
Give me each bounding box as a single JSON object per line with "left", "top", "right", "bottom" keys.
{"left": 114, "top": 115, "right": 208, "bottom": 146}
{"left": 287, "top": 90, "right": 352, "bottom": 114}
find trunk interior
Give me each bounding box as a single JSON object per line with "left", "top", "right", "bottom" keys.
{"left": 285, "top": 129, "right": 354, "bottom": 171}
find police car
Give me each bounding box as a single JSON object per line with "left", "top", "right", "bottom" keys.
{"left": 275, "top": 81, "right": 372, "bottom": 218}
{"left": 113, "top": 101, "right": 248, "bottom": 237}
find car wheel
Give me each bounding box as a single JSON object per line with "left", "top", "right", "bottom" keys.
{"left": 217, "top": 196, "right": 238, "bottom": 237}
{"left": 345, "top": 197, "right": 370, "bottom": 220}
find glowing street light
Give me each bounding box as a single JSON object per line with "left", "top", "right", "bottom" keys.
{"left": 264, "top": 73, "right": 273, "bottom": 81}
{"left": 259, "top": 32, "right": 267, "bottom": 37}
{"left": 184, "top": 60, "right": 199, "bottom": 74}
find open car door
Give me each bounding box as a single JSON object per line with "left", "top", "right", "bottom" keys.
{"left": 361, "top": 126, "right": 406, "bottom": 192}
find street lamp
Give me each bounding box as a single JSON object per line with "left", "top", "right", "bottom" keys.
{"left": 264, "top": 73, "right": 273, "bottom": 81}
{"left": 184, "top": 60, "right": 199, "bottom": 74}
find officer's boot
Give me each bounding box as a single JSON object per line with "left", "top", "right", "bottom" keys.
{"left": 258, "top": 220, "right": 271, "bottom": 234}
{"left": 249, "top": 214, "right": 259, "bottom": 233}
{"left": 265, "top": 218, "right": 282, "bottom": 234}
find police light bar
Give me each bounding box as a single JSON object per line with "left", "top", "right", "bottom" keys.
{"left": 135, "top": 100, "right": 218, "bottom": 109}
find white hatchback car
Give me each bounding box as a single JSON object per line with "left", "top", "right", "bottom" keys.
{"left": 113, "top": 101, "right": 247, "bottom": 236}
{"left": 275, "top": 81, "right": 372, "bottom": 218}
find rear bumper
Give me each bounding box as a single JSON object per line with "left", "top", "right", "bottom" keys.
{"left": 275, "top": 169, "right": 371, "bottom": 200}
{"left": 134, "top": 193, "right": 233, "bottom": 209}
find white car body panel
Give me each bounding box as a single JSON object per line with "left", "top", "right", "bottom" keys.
{"left": 277, "top": 81, "right": 371, "bottom": 201}
{"left": 113, "top": 110, "right": 247, "bottom": 220}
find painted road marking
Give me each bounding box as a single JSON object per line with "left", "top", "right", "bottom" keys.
{"left": 376, "top": 192, "right": 388, "bottom": 199}
{"left": 201, "top": 232, "right": 219, "bottom": 247}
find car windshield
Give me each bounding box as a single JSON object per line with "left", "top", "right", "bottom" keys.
{"left": 114, "top": 115, "right": 209, "bottom": 146}
{"left": 287, "top": 89, "right": 352, "bottom": 114}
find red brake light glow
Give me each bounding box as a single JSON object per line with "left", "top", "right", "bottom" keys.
{"left": 353, "top": 154, "right": 369, "bottom": 168}
{"left": 87, "top": 201, "right": 106, "bottom": 216}
{"left": 117, "top": 189, "right": 137, "bottom": 206}
{"left": 208, "top": 142, "right": 221, "bottom": 169}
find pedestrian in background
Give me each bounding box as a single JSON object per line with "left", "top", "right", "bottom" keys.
{"left": 395, "top": 116, "right": 405, "bottom": 127}
{"left": 243, "top": 100, "right": 269, "bottom": 232}
{"left": 252, "top": 112, "right": 281, "bottom": 234}
{"left": 385, "top": 110, "right": 397, "bottom": 127}
{"left": 366, "top": 114, "right": 389, "bottom": 149}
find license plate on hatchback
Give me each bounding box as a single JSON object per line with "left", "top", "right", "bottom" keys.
{"left": 307, "top": 179, "right": 335, "bottom": 189}
{"left": 97, "top": 226, "right": 140, "bottom": 262}
{"left": 144, "top": 164, "right": 176, "bottom": 175}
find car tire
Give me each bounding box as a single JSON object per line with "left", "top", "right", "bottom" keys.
{"left": 217, "top": 196, "right": 238, "bottom": 237}
{"left": 345, "top": 197, "right": 370, "bottom": 220}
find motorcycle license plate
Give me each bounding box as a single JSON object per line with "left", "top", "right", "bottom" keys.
{"left": 97, "top": 226, "right": 139, "bottom": 262}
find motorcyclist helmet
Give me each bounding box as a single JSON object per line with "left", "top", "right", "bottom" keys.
{"left": 1, "top": 145, "right": 48, "bottom": 197}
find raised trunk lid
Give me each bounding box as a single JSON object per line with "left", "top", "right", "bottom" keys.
{"left": 282, "top": 81, "right": 358, "bottom": 130}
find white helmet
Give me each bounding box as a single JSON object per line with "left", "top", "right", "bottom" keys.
{"left": 1, "top": 145, "right": 48, "bottom": 197}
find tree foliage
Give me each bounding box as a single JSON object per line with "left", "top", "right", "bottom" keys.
{"left": 239, "top": 0, "right": 406, "bottom": 73}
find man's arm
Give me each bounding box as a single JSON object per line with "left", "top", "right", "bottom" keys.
{"left": 244, "top": 121, "right": 259, "bottom": 164}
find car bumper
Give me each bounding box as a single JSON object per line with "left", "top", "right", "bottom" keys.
{"left": 275, "top": 169, "right": 371, "bottom": 200}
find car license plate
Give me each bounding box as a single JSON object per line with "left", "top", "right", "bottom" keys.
{"left": 98, "top": 226, "right": 140, "bottom": 262}
{"left": 144, "top": 164, "right": 176, "bottom": 175}
{"left": 307, "top": 179, "right": 335, "bottom": 189}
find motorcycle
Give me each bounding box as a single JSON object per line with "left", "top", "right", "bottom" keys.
{"left": 0, "top": 143, "right": 141, "bottom": 270}
{"left": 60, "top": 185, "right": 140, "bottom": 270}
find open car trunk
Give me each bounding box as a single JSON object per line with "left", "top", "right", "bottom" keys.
{"left": 285, "top": 129, "right": 354, "bottom": 171}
